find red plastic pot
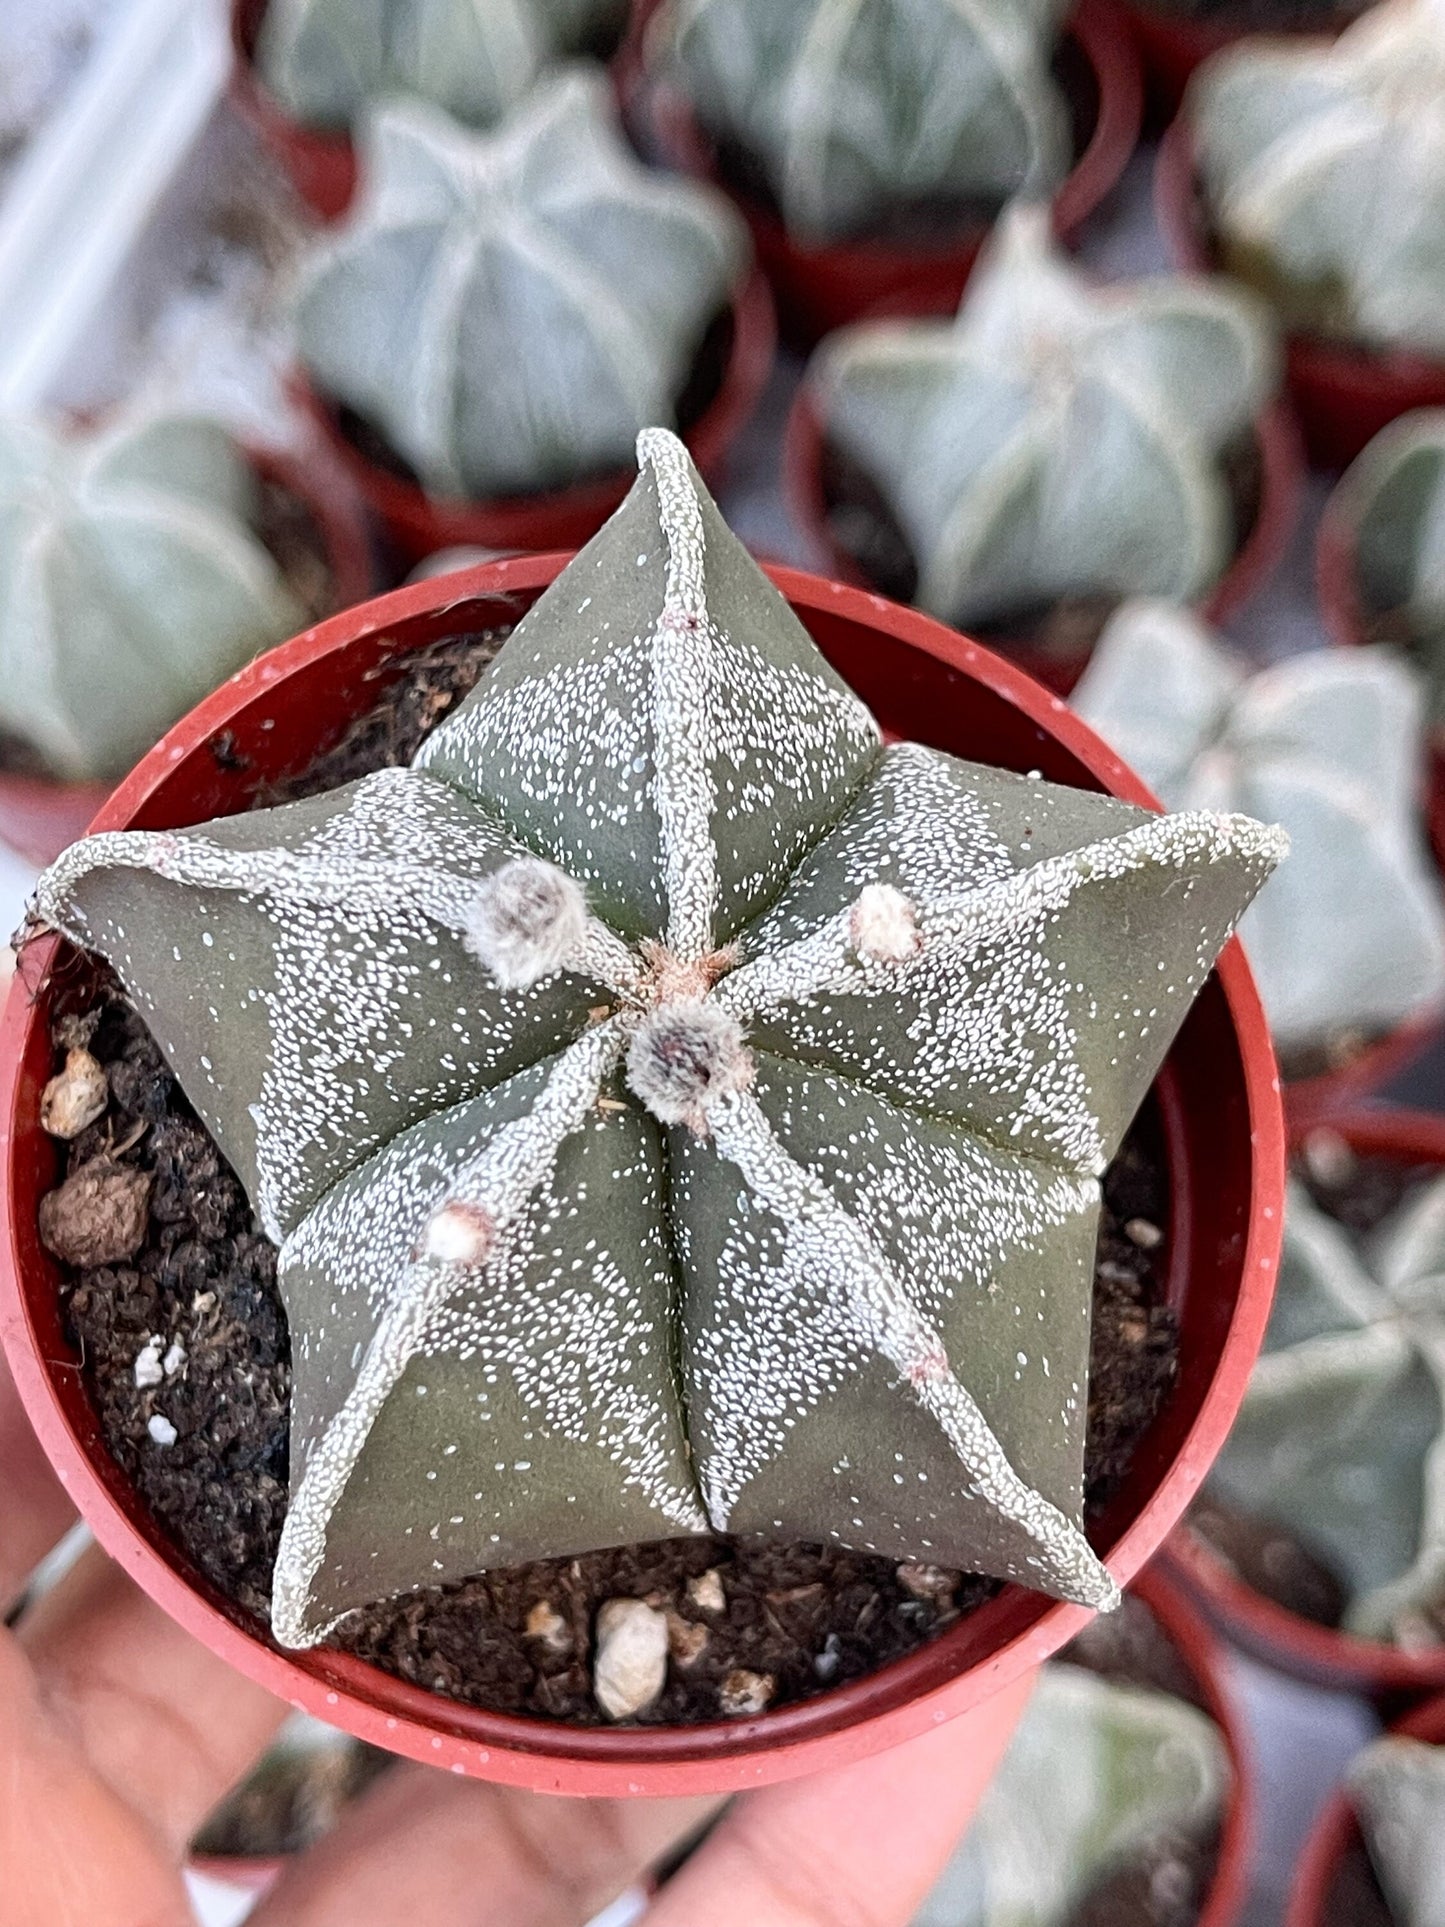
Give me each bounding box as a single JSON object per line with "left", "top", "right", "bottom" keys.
{"left": 1119, "top": 2, "right": 1353, "bottom": 125}
{"left": 0, "top": 555, "right": 1284, "bottom": 1797}
{"left": 1155, "top": 111, "right": 1445, "bottom": 470}
{"left": 291, "top": 267, "right": 775, "bottom": 566}
{"left": 783, "top": 386, "right": 1304, "bottom": 694}
{"left": 0, "top": 439, "right": 374, "bottom": 871}
{"left": 646, "top": 0, "right": 1143, "bottom": 350}
{"left": 1286, "top": 1689, "right": 1445, "bottom": 1927}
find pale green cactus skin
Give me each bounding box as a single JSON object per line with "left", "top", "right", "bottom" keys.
{"left": 292, "top": 71, "right": 747, "bottom": 500}
{"left": 653, "top": 0, "right": 1072, "bottom": 244}
{"left": 0, "top": 410, "right": 305, "bottom": 785}
{"left": 1073, "top": 599, "right": 1445, "bottom": 1060}
{"left": 1332, "top": 409, "right": 1445, "bottom": 726}
{"left": 808, "top": 207, "right": 1278, "bottom": 631}
{"left": 257, "top": 0, "right": 628, "bottom": 135}
{"left": 33, "top": 430, "right": 1283, "bottom": 1650}
{"left": 1350, "top": 1736, "right": 1445, "bottom": 1927}
{"left": 915, "top": 1664, "right": 1229, "bottom": 1927}
{"left": 1209, "top": 1172, "right": 1445, "bottom": 1646}
{"left": 1190, "top": 0, "right": 1445, "bottom": 356}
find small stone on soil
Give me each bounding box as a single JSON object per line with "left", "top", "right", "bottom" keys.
{"left": 148, "top": 1413, "right": 178, "bottom": 1446}
{"left": 896, "top": 1562, "right": 959, "bottom": 1604}
{"left": 814, "top": 1633, "right": 843, "bottom": 1681}
{"left": 39, "top": 1163, "right": 152, "bottom": 1267}
{"left": 666, "top": 1612, "right": 709, "bottom": 1667}
{"left": 162, "top": 1340, "right": 186, "bottom": 1377}
{"left": 593, "top": 1599, "right": 668, "bottom": 1721}
{"left": 1124, "top": 1217, "right": 1163, "bottom": 1250}
{"left": 133, "top": 1336, "right": 164, "bottom": 1388}
{"left": 719, "top": 1669, "right": 774, "bottom": 1717}
{"left": 687, "top": 1567, "right": 726, "bottom": 1615}
{"left": 40, "top": 1048, "right": 108, "bottom": 1139}
{"left": 524, "top": 1600, "right": 571, "bottom": 1654}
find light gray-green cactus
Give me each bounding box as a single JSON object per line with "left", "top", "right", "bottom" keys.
{"left": 652, "top": 0, "right": 1071, "bottom": 245}
{"left": 0, "top": 409, "right": 306, "bottom": 784}
{"left": 915, "top": 1664, "right": 1229, "bottom": 1927}
{"left": 807, "top": 207, "right": 1278, "bottom": 631}
{"left": 32, "top": 429, "right": 1283, "bottom": 1649}
{"left": 1209, "top": 1171, "right": 1445, "bottom": 1646}
{"left": 1350, "top": 1735, "right": 1445, "bottom": 1927}
{"left": 1189, "top": 0, "right": 1445, "bottom": 356}
{"left": 1330, "top": 410, "right": 1445, "bottom": 724}
{"left": 292, "top": 70, "right": 747, "bottom": 501}
{"left": 256, "top": 0, "right": 628, "bottom": 135}
{"left": 1073, "top": 599, "right": 1445, "bottom": 1063}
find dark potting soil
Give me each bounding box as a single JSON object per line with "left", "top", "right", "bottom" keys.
{"left": 192, "top": 1738, "right": 393, "bottom": 1861}
{"left": 1325, "top": 1836, "right": 1394, "bottom": 1927}
{"left": 38, "top": 630, "right": 1179, "bottom": 1729}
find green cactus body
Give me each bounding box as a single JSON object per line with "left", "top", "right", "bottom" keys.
{"left": 915, "top": 1664, "right": 1229, "bottom": 1927}
{"left": 653, "top": 0, "right": 1072, "bottom": 244}
{"left": 1073, "top": 599, "right": 1445, "bottom": 1060}
{"left": 292, "top": 70, "right": 748, "bottom": 501}
{"left": 1350, "top": 1736, "right": 1445, "bottom": 1927}
{"left": 34, "top": 429, "right": 1283, "bottom": 1650}
{"left": 0, "top": 410, "right": 305, "bottom": 785}
{"left": 807, "top": 207, "right": 1277, "bottom": 630}
{"left": 256, "top": 0, "right": 628, "bottom": 135}
{"left": 1189, "top": 0, "right": 1445, "bottom": 356}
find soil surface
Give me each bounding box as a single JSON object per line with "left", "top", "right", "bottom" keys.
{"left": 38, "top": 628, "right": 1180, "bottom": 1729}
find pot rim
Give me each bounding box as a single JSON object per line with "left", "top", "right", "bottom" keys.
{"left": 0, "top": 554, "right": 1284, "bottom": 1796}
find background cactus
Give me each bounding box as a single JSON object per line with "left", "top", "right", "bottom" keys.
{"left": 1349, "top": 1735, "right": 1445, "bottom": 1927}
{"left": 651, "top": 0, "right": 1072, "bottom": 244}
{"left": 33, "top": 429, "right": 1282, "bottom": 1651}
{"left": 915, "top": 1664, "right": 1228, "bottom": 1927}
{"left": 807, "top": 207, "right": 1277, "bottom": 632}
{"left": 1208, "top": 1172, "right": 1445, "bottom": 1646}
{"left": 292, "top": 70, "right": 747, "bottom": 501}
{"left": 1189, "top": 0, "right": 1445, "bottom": 356}
{"left": 0, "top": 409, "right": 305, "bottom": 785}
{"left": 1073, "top": 599, "right": 1445, "bottom": 1063}
{"left": 256, "top": 0, "right": 629, "bottom": 135}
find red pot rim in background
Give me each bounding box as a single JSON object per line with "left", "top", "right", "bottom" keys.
{"left": 0, "top": 436, "right": 375, "bottom": 871}
{"left": 645, "top": 0, "right": 1142, "bottom": 349}
{"left": 1119, "top": 0, "right": 1353, "bottom": 126}
{"left": 1154, "top": 111, "right": 1445, "bottom": 470}
{"left": 229, "top": 0, "right": 357, "bottom": 223}
{"left": 0, "top": 555, "right": 1284, "bottom": 1797}
{"left": 291, "top": 266, "right": 776, "bottom": 566}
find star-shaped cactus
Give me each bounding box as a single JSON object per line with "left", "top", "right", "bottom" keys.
{"left": 1210, "top": 1172, "right": 1445, "bottom": 1645}
{"left": 35, "top": 430, "right": 1283, "bottom": 1648}
{"left": 1349, "top": 1735, "right": 1445, "bottom": 1927}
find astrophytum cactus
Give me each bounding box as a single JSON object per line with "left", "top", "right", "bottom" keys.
{"left": 1189, "top": 0, "right": 1445, "bottom": 356}
{"left": 1073, "top": 600, "right": 1445, "bottom": 1064}
{"left": 291, "top": 70, "right": 746, "bottom": 500}
{"left": 0, "top": 409, "right": 305, "bottom": 785}
{"left": 652, "top": 0, "right": 1071, "bottom": 244}
{"left": 1350, "top": 1736, "right": 1445, "bottom": 1927}
{"left": 257, "top": 0, "right": 627, "bottom": 134}
{"left": 1209, "top": 1172, "right": 1445, "bottom": 1646}
{"left": 915, "top": 1665, "right": 1228, "bottom": 1927}
{"left": 32, "top": 429, "right": 1284, "bottom": 1650}
{"left": 807, "top": 206, "right": 1277, "bottom": 630}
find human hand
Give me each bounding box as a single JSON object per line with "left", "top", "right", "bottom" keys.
{"left": 0, "top": 1356, "right": 1031, "bottom": 1927}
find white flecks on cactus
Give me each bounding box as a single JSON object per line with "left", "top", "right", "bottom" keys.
{"left": 34, "top": 429, "right": 1284, "bottom": 1649}
{"left": 1189, "top": 0, "right": 1445, "bottom": 356}
{"left": 807, "top": 206, "right": 1278, "bottom": 630}
{"left": 1074, "top": 599, "right": 1445, "bottom": 1061}
{"left": 291, "top": 72, "right": 747, "bottom": 502}
{"left": 0, "top": 409, "right": 305, "bottom": 783}
{"left": 914, "top": 1664, "right": 1229, "bottom": 1927}
{"left": 1350, "top": 1735, "right": 1445, "bottom": 1927}
{"left": 1209, "top": 1172, "right": 1445, "bottom": 1647}
{"left": 257, "top": 0, "right": 627, "bottom": 135}
{"left": 653, "top": 0, "right": 1072, "bottom": 244}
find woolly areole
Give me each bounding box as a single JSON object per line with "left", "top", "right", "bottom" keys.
{"left": 34, "top": 430, "right": 1285, "bottom": 1650}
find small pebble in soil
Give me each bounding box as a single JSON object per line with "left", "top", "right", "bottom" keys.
{"left": 134, "top": 1337, "right": 165, "bottom": 1388}
{"left": 666, "top": 1613, "right": 710, "bottom": 1668}
{"left": 719, "top": 1669, "right": 775, "bottom": 1717}
{"left": 896, "top": 1562, "right": 960, "bottom": 1606}
{"left": 163, "top": 1339, "right": 186, "bottom": 1377}
{"left": 1124, "top": 1218, "right": 1163, "bottom": 1251}
{"left": 41, "top": 1047, "right": 108, "bottom": 1139}
{"left": 39, "top": 1163, "right": 152, "bottom": 1267}
{"left": 524, "top": 1600, "right": 572, "bottom": 1655}
{"left": 593, "top": 1599, "right": 669, "bottom": 1721}
{"left": 148, "top": 1413, "right": 178, "bottom": 1447}
{"left": 687, "top": 1567, "right": 726, "bottom": 1616}
{"left": 814, "top": 1633, "right": 843, "bottom": 1681}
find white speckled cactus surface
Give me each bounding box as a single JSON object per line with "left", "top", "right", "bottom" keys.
{"left": 1350, "top": 1735, "right": 1445, "bottom": 1927}
{"left": 34, "top": 432, "right": 1283, "bottom": 1649}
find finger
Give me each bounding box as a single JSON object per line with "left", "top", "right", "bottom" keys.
{"left": 19, "top": 1542, "right": 288, "bottom": 1859}
{"left": 645, "top": 1670, "right": 1036, "bottom": 1927}
{"left": 0, "top": 1350, "right": 77, "bottom": 1612}
{"left": 249, "top": 1761, "right": 720, "bottom": 1927}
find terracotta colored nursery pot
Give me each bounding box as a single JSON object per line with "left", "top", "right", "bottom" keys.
{"left": 1119, "top": 2, "right": 1352, "bottom": 126}
{"left": 1155, "top": 111, "right": 1445, "bottom": 470}
{"left": 0, "top": 556, "right": 1284, "bottom": 1798}
{"left": 0, "top": 440, "right": 375, "bottom": 872}
{"left": 1285, "top": 1688, "right": 1445, "bottom": 1927}
{"left": 647, "top": 0, "right": 1143, "bottom": 349}
{"left": 290, "top": 267, "right": 775, "bottom": 566}
{"left": 782, "top": 386, "right": 1305, "bottom": 694}
{"left": 1163, "top": 1105, "right": 1445, "bottom": 1703}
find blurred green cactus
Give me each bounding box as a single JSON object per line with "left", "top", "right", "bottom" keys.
{"left": 1350, "top": 1735, "right": 1445, "bottom": 1927}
